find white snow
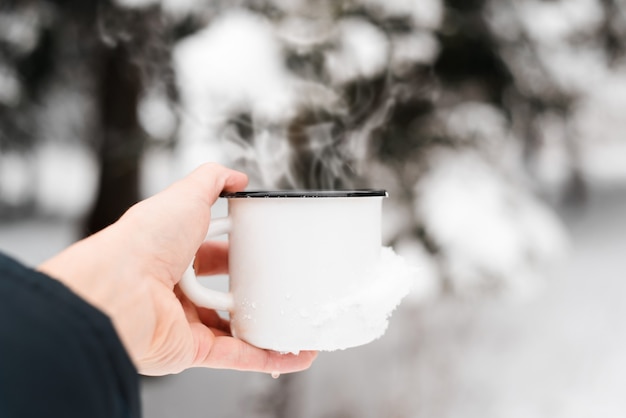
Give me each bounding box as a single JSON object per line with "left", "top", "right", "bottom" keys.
{"left": 362, "top": 0, "right": 443, "bottom": 30}
{"left": 0, "top": 152, "right": 34, "bottom": 206}
{"left": 0, "top": 65, "right": 21, "bottom": 106}
{"left": 415, "top": 148, "right": 569, "bottom": 297}
{"left": 390, "top": 31, "right": 440, "bottom": 68}
{"left": 304, "top": 247, "right": 413, "bottom": 342}
{"left": 325, "top": 18, "right": 389, "bottom": 85}
{"left": 173, "top": 10, "right": 295, "bottom": 124}
{"left": 113, "top": 0, "right": 159, "bottom": 9}
{"left": 517, "top": 0, "right": 605, "bottom": 44}
{"left": 138, "top": 88, "right": 177, "bottom": 141}
{"left": 573, "top": 74, "right": 626, "bottom": 185}
{"left": 173, "top": 10, "right": 297, "bottom": 169}
{"left": 0, "top": 7, "right": 42, "bottom": 55}
{"left": 33, "top": 142, "right": 98, "bottom": 218}
{"left": 393, "top": 236, "right": 440, "bottom": 304}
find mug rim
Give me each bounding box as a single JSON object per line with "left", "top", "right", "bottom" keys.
{"left": 221, "top": 189, "right": 387, "bottom": 198}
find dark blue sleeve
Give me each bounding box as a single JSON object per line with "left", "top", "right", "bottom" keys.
{"left": 0, "top": 252, "right": 140, "bottom": 418}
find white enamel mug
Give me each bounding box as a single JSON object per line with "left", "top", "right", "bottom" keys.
{"left": 180, "top": 190, "right": 390, "bottom": 353}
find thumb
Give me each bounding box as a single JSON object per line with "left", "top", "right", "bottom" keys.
{"left": 117, "top": 163, "right": 247, "bottom": 281}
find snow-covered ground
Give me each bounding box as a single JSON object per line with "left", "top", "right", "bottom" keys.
{"left": 2, "top": 184, "right": 625, "bottom": 417}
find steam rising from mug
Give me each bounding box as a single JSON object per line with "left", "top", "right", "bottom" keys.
{"left": 180, "top": 190, "right": 413, "bottom": 353}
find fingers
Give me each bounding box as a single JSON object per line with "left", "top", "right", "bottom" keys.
{"left": 131, "top": 163, "right": 247, "bottom": 226}
{"left": 150, "top": 163, "right": 247, "bottom": 232}
{"left": 192, "top": 329, "right": 318, "bottom": 374}
{"left": 115, "top": 163, "right": 247, "bottom": 285}
{"left": 182, "top": 163, "right": 248, "bottom": 211}
{"left": 196, "top": 307, "right": 231, "bottom": 334}
{"left": 193, "top": 241, "right": 229, "bottom": 276}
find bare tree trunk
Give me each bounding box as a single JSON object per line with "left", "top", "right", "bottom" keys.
{"left": 84, "top": 43, "right": 143, "bottom": 235}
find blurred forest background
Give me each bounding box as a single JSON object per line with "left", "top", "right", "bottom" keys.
{"left": 2, "top": 0, "right": 626, "bottom": 417}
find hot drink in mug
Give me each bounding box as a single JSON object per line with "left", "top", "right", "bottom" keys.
{"left": 180, "top": 190, "right": 411, "bottom": 353}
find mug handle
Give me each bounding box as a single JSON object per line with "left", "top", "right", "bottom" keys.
{"left": 179, "top": 217, "right": 234, "bottom": 312}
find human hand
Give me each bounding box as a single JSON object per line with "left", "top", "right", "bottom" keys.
{"left": 38, "top": 163, "right": 317, "bottom": 376}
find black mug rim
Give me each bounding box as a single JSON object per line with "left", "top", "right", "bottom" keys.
{"left": 221, "top": 190, "right": 387, "bottom": 198}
